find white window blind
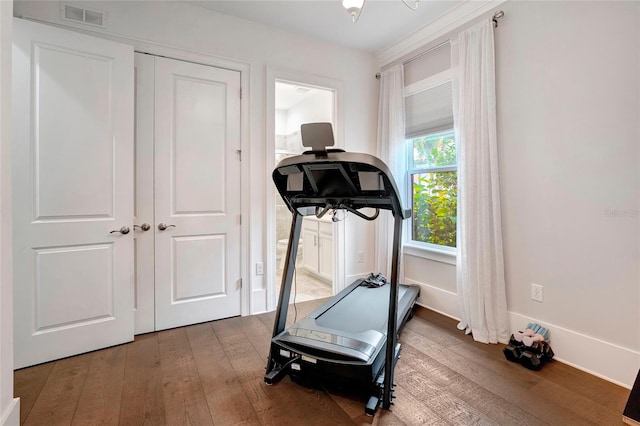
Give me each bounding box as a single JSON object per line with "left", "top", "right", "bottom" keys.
{"left": 405, "top": 81, "right": 453, "bottom": 138}
{"left": 404, "top": 42, "right": 451, "bottom": 86}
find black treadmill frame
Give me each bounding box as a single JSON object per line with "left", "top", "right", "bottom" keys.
{"left": 265, "top": 148, "right": 410, "bottom": 413}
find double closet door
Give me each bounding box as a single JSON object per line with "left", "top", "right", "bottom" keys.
{"left": 12, "top": 19, "right": 242, "bottom": 368}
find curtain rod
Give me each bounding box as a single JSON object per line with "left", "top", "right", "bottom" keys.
{"left": 376, "top": 9, "right": 505, "bottom": 79}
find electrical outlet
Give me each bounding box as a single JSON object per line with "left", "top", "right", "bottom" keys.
{"left": 357, "top": 252, "right": 364, "bottom": 263}
{"left": 256, "top": 262, "right": 264, "bottom": 275}
{"left": 531, "top": 283, "right": 543, "bottom": 302}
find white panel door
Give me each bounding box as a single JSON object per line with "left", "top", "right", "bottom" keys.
{"left": 12, "top": 19, "right": 134, "bottom": 368}
{"left": 133, "top": 53, "right": 155, "bottom": 334}
{"left": 154, "top": 57, "right": 241, "bottom": 330}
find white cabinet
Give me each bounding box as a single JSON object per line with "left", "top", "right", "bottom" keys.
{"left": 302, "top": 226, "right": 319, "bottom": 273}
{"left": 318, "top": 226, "right": 333, "bottom": 280}
{"left": 302, "top": 217, "right": 333, "bottom": 281}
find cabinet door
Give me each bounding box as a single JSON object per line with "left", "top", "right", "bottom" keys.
{"left": 302, "top": 228, "right": 319, "bottom": 273}
{"left": 318, "top": 221, "right": 333, "bottom": 280}
{"left": 318, "top": 234, "right": 333, "bottom": 280}
{"left": 12, "top": 18, "right": 134, "bottom": 368}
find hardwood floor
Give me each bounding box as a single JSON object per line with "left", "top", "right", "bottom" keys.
{"left": 14, "top": 299, "right": 630, "bottom": 425}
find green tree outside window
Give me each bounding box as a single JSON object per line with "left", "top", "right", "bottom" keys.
{"left": 410, "top": 131, "right": 457, "bottom": 247}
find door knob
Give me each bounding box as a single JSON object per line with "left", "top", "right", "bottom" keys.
{"left": 110, "top": 226, "right": 130, "bottom": 235}
{"left": 134, "top": 223, "right": 151, "bottom": 231}
{"left": 158, "top": 223, "right": 176, "bottom": 231}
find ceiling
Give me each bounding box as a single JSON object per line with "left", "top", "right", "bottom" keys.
{"left": 275, "top": 82, "right": 329, "bottom": 110}
{"left": 275, "top": 81, "right": 330, "bottom": 110}
{"left": 186, "top": 0, "right": 463, "bottom": 53}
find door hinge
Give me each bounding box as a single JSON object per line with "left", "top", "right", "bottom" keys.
{"left": 236, "top": 149, "right": 242, "bottom": 161}
{"left": 239, "top": 278, "right": 243, "bottom": 289}
{"left": 240, "top": 88, "right": 242, "bottom": 99}
{"left": 238, "top": 214, "right": 242, "bottom": 225}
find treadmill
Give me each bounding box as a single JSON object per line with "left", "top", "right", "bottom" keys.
{"left": 264, "top": 123, "right": 420, "bottom": 415}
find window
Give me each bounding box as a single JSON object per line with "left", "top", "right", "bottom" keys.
{"left": 408, "top": 130, "right": 457, "bottom": 248}
{"left": 402, "top": 42, "right": 456, "bottom": 259}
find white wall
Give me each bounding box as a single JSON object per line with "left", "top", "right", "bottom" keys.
{"left": 275, "top": 108, "right": 287, "bottom": 136}
{"left": 399, "top": 1, "right": 640, "bottom": 387}
{"left": 498, "top": 0, "right": 638, "bottom": 350}
{"left": 286, "top": 90, "right": 333, "bottom": 135}
{"left": 499, "top": 0, "right": 639, "bottom": 386}
{"left": 0, "top": 2, "right": 19, "bottom": 425}
{"left": 13, "top": 1, "right": 380, "bottom": 313}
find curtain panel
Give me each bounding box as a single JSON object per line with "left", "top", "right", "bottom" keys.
{"left": 452, "top": 19, "right": 509, "bottom": 344}
{"left": 375, "top": 64, "right": 407, "bottom": 278}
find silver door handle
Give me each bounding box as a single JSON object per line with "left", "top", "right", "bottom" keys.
{"left": 110, "top": 226, "right": 130, "bottom": 235}
{"left": 134, "top": 223, "right": 151, "bottom": 231}
{"left": 158, "top": 223, "right": 176, "bottom": 231}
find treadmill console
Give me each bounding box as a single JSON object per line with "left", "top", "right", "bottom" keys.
{"left": 273, "top": 123, "right": 409, "bottom": 220}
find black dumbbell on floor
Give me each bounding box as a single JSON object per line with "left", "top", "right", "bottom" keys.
{"left": 503, "top": 331, "right": 555, "bottom": 370}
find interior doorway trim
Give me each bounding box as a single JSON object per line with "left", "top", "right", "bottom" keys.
{"left": 265, "top": 66, "right": 345, "bottom": 312}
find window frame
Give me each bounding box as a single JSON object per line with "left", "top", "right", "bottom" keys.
{"left": 402, "top": 72, "right": 458, "bottom": 264}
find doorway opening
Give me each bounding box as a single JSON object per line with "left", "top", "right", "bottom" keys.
{"left": 274, "top": 81, "right": 335, "bottom": 303}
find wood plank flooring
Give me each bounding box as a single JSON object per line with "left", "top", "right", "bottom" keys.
{"left": 14, "top": 299, "right": 631, "bottom": 425}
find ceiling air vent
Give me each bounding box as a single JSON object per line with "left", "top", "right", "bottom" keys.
{"left": 60, "top": 3, "right": 108, "bottom": 28}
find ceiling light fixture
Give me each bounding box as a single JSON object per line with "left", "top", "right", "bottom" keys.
{"left": 342, "top": 0, "right": 419, "bottom": 23}
{"left": 342, "top": 0, "right": 365, "bottom": 23}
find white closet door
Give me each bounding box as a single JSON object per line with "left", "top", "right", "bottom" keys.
{"left": 133, "top": 53, "right": 155, "bottom": 334}
{"left": 154, "top": 56, "right": 242, "bottom": 330}
{"left": 12, "top": 19, "right": 134, "bottom": 368}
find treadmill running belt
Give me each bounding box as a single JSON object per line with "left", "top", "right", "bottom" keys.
{"left": 315, "top": 284, "right": 410, "bottom": 334}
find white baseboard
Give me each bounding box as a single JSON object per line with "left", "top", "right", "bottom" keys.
{"left": 405, "top": 278, "right": 460, "bottom": 321}
{"left": 346, "top": 273, "right": 368, "bottom": 283}
{"left": 405, "top": 278, "right": 640, "bottom": 388}
{"left": 508, "top": 311, "right": 640, "bottom": 389}
{"left": 1, "top": 398, "right": 20, "bottom": 426}
{"left": 251, "top": 288, "right": 267, "bottom": 315}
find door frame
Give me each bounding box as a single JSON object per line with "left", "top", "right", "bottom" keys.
{"left": 27, "top": 20, "right": 253, "bottom": 316}
{"left": 265, "top": 67, "right": 346, "bottom": 311}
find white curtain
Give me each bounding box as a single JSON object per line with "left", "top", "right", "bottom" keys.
{"left": 452, "top": 19, "right": 509, "bottom": 344}
{"left": 375, "top": 64, "right": 407, "bottom": 278}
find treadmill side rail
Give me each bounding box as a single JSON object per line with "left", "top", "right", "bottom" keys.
{"left": 382, "top": 213, "right": 403, "bottom": 410}
{"left": 265, "top": 211, "right": 303, "bottom": 378}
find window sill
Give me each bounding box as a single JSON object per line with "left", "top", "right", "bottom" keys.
{"left": 403, "top": 242, "right": 457, "bottom": 265}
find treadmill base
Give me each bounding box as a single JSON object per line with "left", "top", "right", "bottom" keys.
{"left": 265, "top": 279, "right": 418, "bottom": 415}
